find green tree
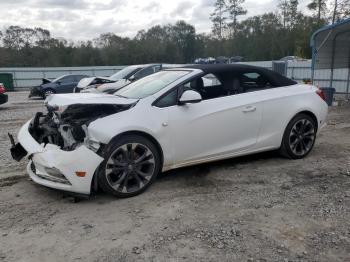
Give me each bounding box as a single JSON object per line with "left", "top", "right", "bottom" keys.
{"left": 169, "top": 21, "right": 197, "bottom": 63}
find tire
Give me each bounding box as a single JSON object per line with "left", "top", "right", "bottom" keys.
{"left": 43, "top": 89, "right": 55, "bottom": 98}
{"left": 279, "top": 113, "right": 317, "bottom": 159}
{"left": 98, "top": 134, "right": 161, "bottom": 198}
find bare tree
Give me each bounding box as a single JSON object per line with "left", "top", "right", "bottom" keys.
{"left": 279, "top": 0, "right": 299, "bottom": 28}
{"left": 210, "top": 0, "right": 228, "bottom": 40}
{"left": 227, "top": 0, "right": 247, "bottom": 36}
{"left": 332, "top": 0, "right": 350, "bottom": 22}
{"left": 307, "top": 0, "right": 328, "bottom": 25}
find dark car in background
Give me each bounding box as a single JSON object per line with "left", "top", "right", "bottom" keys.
{"left": 0, "top": 83, "right": 8, "bottom": 105}
{"left": 75, "top": 64, "right": 162, "bottom": 93}
{"left": 29, "top": 74, "right": 89, "bottom": 98}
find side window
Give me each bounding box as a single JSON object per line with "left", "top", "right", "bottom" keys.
{"left": 75, "top": 75, "right": 87, "bottom": 82}
{"left": 154, "top": 88, "right": 178, "bottom": 108}
{"left": 60, "top": 75, "right": 75, "bottom": 83}
{"left": 153, "top": 65, "right": 162, "bottom": 72}
{"left": 202, "top": 74, "right": 222, "bottom": 88}
{"left": 240, "top": 72, "right": 274, "bottom": 92}
{"left": 183, "top": 74, "right": 224, "bottom": 100}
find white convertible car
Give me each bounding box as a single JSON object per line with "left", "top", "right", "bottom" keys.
{"left": 10, "top": 65, "right": 328, "bottom": 198}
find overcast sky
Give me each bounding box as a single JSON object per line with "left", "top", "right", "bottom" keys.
{"left": 0, "top": 0, "right": 310, "bottom": 41}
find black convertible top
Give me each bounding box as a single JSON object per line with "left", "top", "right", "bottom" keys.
{"left": 183, "top": 64, "right": 296, "bottom": 87}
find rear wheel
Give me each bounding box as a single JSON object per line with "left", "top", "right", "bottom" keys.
{"left": 279, "top": 113, "right": 317, "bottom": 159}
{"left": 98, "top": 135, "right": 161, "bottom": 198}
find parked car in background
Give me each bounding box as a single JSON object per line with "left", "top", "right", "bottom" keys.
{"left": 216, "top": 56, "right": 229, "bottom": 64}
{"left": 75, "top": 64, "right": 162, "bottom": 94}
{"left": 279, "top": 56, "right": 308, "bottom": 62}
{"left": 194, "top": 57, "right": 216, "bottom": 64}
{"left": 73, "top": 77, "right": 114, "bottom": 93}
{"left": 0, "top": 83, "right": 8, "bottom": 105}
{"left": 10, "top": 64, "right": 328, "bottom": 198}
{"left": 29, "top": 74, "right": 89, "bottom": 98}
{"left": 229, "top": 56, "right": 244, "bottom": 63}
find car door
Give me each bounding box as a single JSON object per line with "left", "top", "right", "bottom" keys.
{"left": 239, "top": 71, "right": 300, "bottom": 150}
{"left": 56, "top": 75, "right": 76, "bottom": 93}
{"left": 158, "top": 77, "right": 263, "bottom": 166}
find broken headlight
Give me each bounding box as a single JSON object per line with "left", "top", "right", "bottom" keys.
{"left": 87, "top": 139, "right": 101, "bottom": 153}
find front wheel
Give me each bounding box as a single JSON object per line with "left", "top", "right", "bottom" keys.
{"left": 98, "top": 135, "right": 161, "bottom": 198}
{"left": 43, "top": 89, "right": 55, "bottom": 98}
{"left": 279, "top": 114, "right": 317, "bottom": 159}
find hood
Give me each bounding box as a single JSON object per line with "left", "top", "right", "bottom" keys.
{"left": 41, "top": 82, "right": 56, "bottom": 89}
{"left": 77, "top": 77, "right": 113, "bottom": 88}
{"left": 77, "top": 77, "right": 96, "bottom": 88}
{"left": 45, "top": 93, "right": 138, "bottom": 107}
{"left": 81, "top": 87, "right": 100, "bottom": 94}
{"left": 42, "top": 78, "right": 52, "bottom": 84}
{"left": 97, "top": 79, "right": 130, "bottom": 92}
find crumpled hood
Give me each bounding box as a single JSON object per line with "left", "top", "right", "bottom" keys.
{"left": 45, "top": 93, "right": 138, "bottom": 107}
{"left": 77, "top": 77, "right": 113, "bottom": 88}
{"left": 77, "top": 77, "right": 96, "bottom": 88}
{"left": 97, "top": 79, "right": 130, "bottom": 92}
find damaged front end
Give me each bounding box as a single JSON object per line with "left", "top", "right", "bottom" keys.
{"left": 29, "top": 103, "right": 132, "bottom": 153}
{"left": 10, "top": 95, "right": 137, "bottom": 194}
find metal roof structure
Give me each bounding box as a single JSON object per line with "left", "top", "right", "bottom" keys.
{"left": 182, "top": 64, "right": 296, "bottom": 86}
{"left": 310, "top": 18, "right": 350, "bottom": 94}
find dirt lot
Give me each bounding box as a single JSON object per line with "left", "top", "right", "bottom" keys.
{"left": 0, "top": 91, "right": 349, "bottom": 262}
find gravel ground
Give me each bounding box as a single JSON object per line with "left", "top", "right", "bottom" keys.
{"left": 0, "top": 92, "right": 350, "bottom": 262}
{"left": 0, "top": 92, "right": 44, "bottom": 180}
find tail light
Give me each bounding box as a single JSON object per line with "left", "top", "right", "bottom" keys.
{"left": 316, "top": 88, "right": 326, "bottom": 101}
{"left": 0, "top": 83, "right": 5, "bottom": 94}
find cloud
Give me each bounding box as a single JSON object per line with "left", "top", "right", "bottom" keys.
{"left": 34, "top": 0, "right": 88, "bottom": 9}
{"left": 170, "top": 1, "right": 196, "bottom": 17}
{"left": 0, "top": 0, "right": 289, "bottom": 41}
{"left": 37, "top": 9, "right": 79, "bottom": 21}
{"left": 142, "top": 1, "right": 161, "bottom": 12}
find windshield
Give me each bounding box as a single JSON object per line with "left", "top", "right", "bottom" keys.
{"left": 115, "top": 70, "right": 190, "bottom": 99}
{"left": 109, "top": 66, "right": 141, "bottom": 80}
{"left": 52, "top": 75, "right": 65, "bottom": 83}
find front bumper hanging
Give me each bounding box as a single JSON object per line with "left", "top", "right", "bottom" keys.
{"left": 10, "top": 120, "right": 104, "bottom": 195}
{"left": 29, "top": 86, "right": 43, "bottom": 98}
{"left": 9, "top": 133, "right": 27, "bottom": 162}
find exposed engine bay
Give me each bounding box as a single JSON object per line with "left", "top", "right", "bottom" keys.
{"left": 29, "top": 104, "right": 133, "bottom": 151}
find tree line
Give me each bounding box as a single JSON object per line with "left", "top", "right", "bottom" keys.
{"left": 0, "top": 0, "right": 349, "bottom": 67}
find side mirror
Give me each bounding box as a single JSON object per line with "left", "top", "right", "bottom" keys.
{"left": 56, "top": 81, "right": 61, "bottom": 85}
{"left": 129, "top": 75, "right": 136, "bottom": 82}
{"left": 179, "top": 90, "right": 202, "bottom": 105}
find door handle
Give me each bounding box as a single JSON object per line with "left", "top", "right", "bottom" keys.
{"left": 242, "top": 106, "right": 256, "bottom": 113}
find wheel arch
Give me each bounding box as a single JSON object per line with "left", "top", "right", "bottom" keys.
{"left": 42, "top": 87, "right": 56, "bottom": 96}
{"left": 92, "top": 130, "right": 165, "bottom": 193}
{"left": 279, "top": 109, "right": 319, "bottom": 148}
{"left": 108, "top": 130, "right": 164, "bottom": 167}
{"left": 293, "top": 110, "right": 319, "bottom": 132}
{"left": 278, "top": 110, "right": 319, "bottom": 159}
